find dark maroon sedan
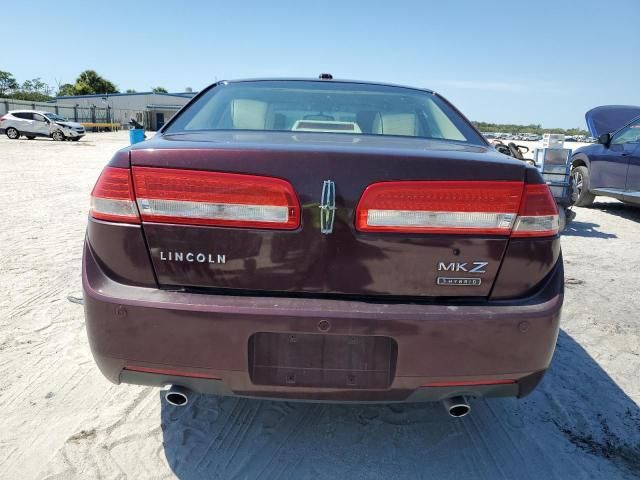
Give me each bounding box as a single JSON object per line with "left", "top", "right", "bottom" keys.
{"left": 83, "top": 78, "right": 563, "bottom": 417}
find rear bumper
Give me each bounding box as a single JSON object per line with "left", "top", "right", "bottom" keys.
{"left": 83, "top": 241, "right": 563, "bottom": 403}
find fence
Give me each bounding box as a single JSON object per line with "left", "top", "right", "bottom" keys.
{"left": 0, "top": 98, "right": 150, "bottom": 130}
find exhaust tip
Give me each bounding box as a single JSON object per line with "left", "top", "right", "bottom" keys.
{"left": 448, "top": 403, "right": 471, "bottom": 418}
{"left": 443, "top": 396, "right": 471, "bottom": 418}
{"left": 165, "top": 385, "right": 190, "bottom": 407}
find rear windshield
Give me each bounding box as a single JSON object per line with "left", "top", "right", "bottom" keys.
{"left": 165, "top": 80, "right": 485, "bottom": 145}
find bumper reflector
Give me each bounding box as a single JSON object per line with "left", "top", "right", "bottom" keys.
{"left": 422, "top": 379, "right": 516, "bottom": 387}
{"left": 124, "top": 365, "right": 221, "bottom": 380}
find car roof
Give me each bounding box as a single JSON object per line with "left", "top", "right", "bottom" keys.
{"left": 9, "top": 110, "right": 53, "bottom": 115}
{"left": 217, "top": 78, "right": 436, "bottom": 95}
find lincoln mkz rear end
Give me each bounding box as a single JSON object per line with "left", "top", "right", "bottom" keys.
{"left": 83, "top": 79, "right": 563, "bottom": 414}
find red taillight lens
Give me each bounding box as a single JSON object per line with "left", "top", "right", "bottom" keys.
{"left": 131, "top": 167, "right": 300, "bottom": 229}
{"left": 90, "top": 167, "right": 140, "bottom": 223}
{"left": 355, "top": 181, "right": 524, "bottom": 235}
{"left": 511, "top": 183, "right": 559, "bottom": 237}
{"left": 422, "top": 379, "right": 516, "bottom": 387}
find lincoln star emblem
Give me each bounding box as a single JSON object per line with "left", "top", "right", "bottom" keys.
{"left": 319, "top": 180, "right": 336, "bottom": 234}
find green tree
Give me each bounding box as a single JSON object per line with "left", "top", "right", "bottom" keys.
{"left": 10, "top": 91, "right": 51, "bottom": 101}
{"left": 0, "top": 70, "right": 19, "bottom": 97}
{"left": 8, "top": 77, "right": 52, "bottom": 101}
{"left": 57, "top": 83, "right": 75, "bottom": 96}
{"left": 125, "top": 89, "right": 137, "bottom": 93}
{"left": 152, "top": 86, "right": 168, "bottom": 93}
{"left": 472, "top": 121, "right": 588, "bottom": 137}
{"left": 74, "top": 70, "right": 118, "bottom": 94}
{"left": 73, "top": 80, "right": 94, "bottom": 95}
{"left": 21, "top": 78, "right": 48, "bottom": 94}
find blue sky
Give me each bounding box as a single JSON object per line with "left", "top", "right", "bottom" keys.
{"left": 3, "top": 0, "right": 638, "bottom": 128}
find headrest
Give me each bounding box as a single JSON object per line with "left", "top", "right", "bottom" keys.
{"left": 372, "top": 113, "right": 418, "bottom": 136}
{"left": 230, "top": 99, "right": 268, "bottom": 130}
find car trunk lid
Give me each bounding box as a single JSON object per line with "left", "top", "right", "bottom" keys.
{"left": 130, "top": 132, "right": 531, "bottom": 298}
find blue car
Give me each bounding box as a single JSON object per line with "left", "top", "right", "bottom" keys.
{"left": 571, "top": 105, "right": 640, "bottom": 207}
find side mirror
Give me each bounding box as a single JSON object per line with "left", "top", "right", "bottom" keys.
{"left": 598, "top": 133, "right": 611, "bottom": 147}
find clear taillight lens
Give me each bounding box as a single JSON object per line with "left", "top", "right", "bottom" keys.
{"left": 131, "top": 167, "right": 300, "bottom": 229}
{"left": 90, "top": 167, "right": 140, "bottom": 223}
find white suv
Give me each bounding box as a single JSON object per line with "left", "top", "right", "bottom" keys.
{"left": 0, "top": 110, "right": 85, "bottom": 141}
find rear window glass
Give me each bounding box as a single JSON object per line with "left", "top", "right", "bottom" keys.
{"left": 166, "top": 81, "right": 485, "bottom": 145}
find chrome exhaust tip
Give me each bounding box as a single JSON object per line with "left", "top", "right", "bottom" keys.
{"left": 443, "top": 396, "right": 471, "bottom": 418}
{"left": 165, "top": 385, "right": 190, "bottom": 407}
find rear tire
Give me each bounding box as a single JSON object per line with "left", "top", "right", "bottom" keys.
{"left": 52, "top": 130, "right": 65, "bottom": 141}
{"left": 571, "top": 166, "right": 596, "bottom": 207}
{"left": 26, "top": 136, "right": 36, "bottom": 140}
{"left": 6, "top": 127, "right": 19, "bottom": 139}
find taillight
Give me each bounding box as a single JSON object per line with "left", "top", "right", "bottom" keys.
{"left": 511, "top": 183, "right": 559, "bottom": 237}
{"left": 90, "top": 167, "right": 140, "bottom": 223}
{"left": 131, "top": 167, "right": 300, "bottom": 229}
{"left": 355, "top": 181, "right": 523, "bottom": 235}
{"left": 355, "top": 180, "right": 559, "bottom": 237}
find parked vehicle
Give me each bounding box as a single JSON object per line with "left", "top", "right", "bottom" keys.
{"left": 571, "top": 105, "right": 640, "bottom": 207}
{"left": 0, "top": 110, "right": 85, "bottom": 141}
{"left": 83, "top": 78, "right": 563, "bottom": 415}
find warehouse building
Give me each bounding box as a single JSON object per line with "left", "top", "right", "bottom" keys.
{"left": 50, "top": 91, "right": 196, "bottom": 130}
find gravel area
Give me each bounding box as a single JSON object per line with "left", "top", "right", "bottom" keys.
{"left": 0, "top": 132, "right": 638, "bottom": 479}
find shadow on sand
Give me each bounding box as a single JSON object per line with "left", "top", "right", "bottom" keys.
{"left": 561, "top": 220, "right": 618, "bottom": 239}
{"left": 591, "top": 202, "right": 640, "bottom": 223}
{"left": 161, "top": 331, "right": 640, "bottom": 479}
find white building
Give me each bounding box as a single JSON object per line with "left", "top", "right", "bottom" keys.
{"left": 50, "top": 91, "right": 196, "bottom": 130}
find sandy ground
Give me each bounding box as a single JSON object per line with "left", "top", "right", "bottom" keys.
{"left": 0, "top": 132, "right": 639, "bottom": 479}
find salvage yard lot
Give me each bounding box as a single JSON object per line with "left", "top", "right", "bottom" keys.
{"left": 0, "top": 132, "right": 639, "bottom": 479}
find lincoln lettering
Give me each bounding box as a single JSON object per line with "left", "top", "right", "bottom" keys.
{"left": 159, "top": 251, "right": 226, "bottom": 264}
